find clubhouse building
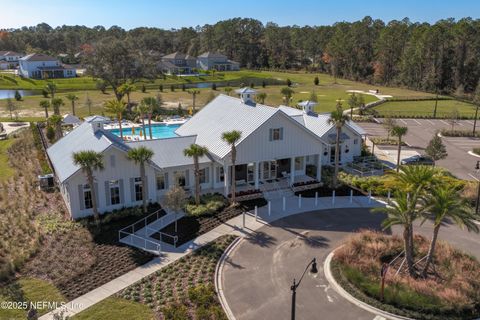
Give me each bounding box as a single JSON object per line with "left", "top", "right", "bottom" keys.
{"left": 47, "top": 89, "right": 365, "bottom": 219}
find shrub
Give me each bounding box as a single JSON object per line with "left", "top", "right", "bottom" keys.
{"left": 212, "top": 83, "right": 217, "bottom": 90}
{"left": 159, "top": 84, "right": 163, "bottom": 92}
{"left": 441, "top": 129, "right": 480, "bottom": 138}
{"left": 141, "top": 84, "right": 146, "bottom": 93}
{"left": 473, "top": 148, "right": 480, "bottom": 156}
{"left": 314, "top": 76, "right": 319, "bottom": 85}
{"left": 188, "top": 283, "right": 216, "bottom": 307}
{"left": 162, "top": 304, "right": 189, "bottom": 320}
{"left": 46, "top": 126, "right": 55, "bottom": 142}
{"left": 185, "top": 193, "right": 227, "bottom": 217}
{"left": 286, "top": 78, "right": 292, "bottom": 87}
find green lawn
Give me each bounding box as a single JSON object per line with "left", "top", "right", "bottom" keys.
{"left": 0, "top": 138, "right": 14, "bottom": 181}
{"left": 72, "top": 297, "right": 155, "bottom": 320}
{"left": 373, "top": 99, "right": 477, "bottom": 118}
{"left": 0, "top": 70, "right": 446, "bottom": 118}
{"left": 0, "top": 278, "right": 66, "bottom": 318}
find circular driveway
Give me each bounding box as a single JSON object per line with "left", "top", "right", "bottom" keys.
{"left": 220, "top": 208, "right": 480, "bottom": 320}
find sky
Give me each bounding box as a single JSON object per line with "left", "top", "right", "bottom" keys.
{"left": 1, "top": 0, "right": 478, "bottom": 30}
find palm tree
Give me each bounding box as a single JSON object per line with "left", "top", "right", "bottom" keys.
{"left": 280, "top": 87, "right": 294, "bottom": 106}
{"left": 48, "top": 114, "right": 63, "bottom": 141}
{"left": 118, "top": 83, "right": 136, "bottom": 109}
{"left": 347, "top": 92, "right": 358, "bottom": 118}
{"left": 142, "top": 97, "right": 159, "bottom": 139}
{"left": 373, "top": 190, "right": 421, "bottom": 277}
{"left": 391, "top": 126, "right": 408, "bottom": 172}
{"left": 184, "top": 144, "right": 209, "bottom": 205}
{"left": 221, "top": 130, "right": 242, "bottom": 204}
{"left": 188, "top": 90, "right": 200, "bottom": 113}
{"left": 45, "top": 82, "right": 57, "bottom": 100}
{"left": 72, "top": 150, "right": 104, "bottom": 224}
{"left": 39, "top": 100, "right": 50, "bottom": 119}
{"left": 51, "top": 97, "right": 64, "bottom": 115}
{"left": 420, "top": 185, "right": 479, "bottom": 277}
{"left": 66, "top": 93, "right": 79, "bottom": 116}
{"left": 256, "top": 92, "right": 267, "bottom": 104}
{"left": 104, "top": 99, "right": 126, "bottom": 139}
{"left": 393, "top": 165, "right": 439, "bottom": 195}
{"left": 127, "top": 146, "right": 154, "bottom": 213}
{"left": 137, "top": 102, "right": 149, "bottom": 139}
{"left": 328, "top": 103, "right": 349, "bottom": 188}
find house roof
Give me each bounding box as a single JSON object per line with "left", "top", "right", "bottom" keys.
{"left": 62, "top": 114, "right": 82, "bottom": 125}
{"left": 162, "top": 52, "right": 187, "bottom": 59}
{"left": 20, "top": 53, "right": 58, "bottom": 62}
{"left": 175, "top": 94, "right": 280, "bottom": 158}
{"left": 198, "top": 52, "right": 227, "bottom": 59}
{"left": 126, "top": 135, "right": 211, "bottom": 168}
{"left": 235, "top": 87, "right": 257, "bottom": 94}
{"left": 47, "top": 121, "right": 127, "bottom": 183}
{"left": 0, "top": 51, "right": 22, "bottom": 57}
{"left": 278, "top": 105, "right": 366, "bottom": 139}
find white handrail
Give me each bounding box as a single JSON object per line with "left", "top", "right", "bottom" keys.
{"left": 119, "top": 230, "right": 161, "bottom": 254}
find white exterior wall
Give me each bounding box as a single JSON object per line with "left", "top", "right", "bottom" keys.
{"left": 231, "top": 113, "right": 324, "bottom": 165}
{"left": 65, "top": 146, "right": 158, "bottom": 219}
{"left": 19, "top": 59, "right": 76, "bottom": 78}
{"left": 322, "top": 126, "right": 362, "bottom": 165}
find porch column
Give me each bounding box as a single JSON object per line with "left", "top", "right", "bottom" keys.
{"left": 254, "top": 162, "right": 259, "bottom": 189}
{"left": 316, "top": 154, "right": 322, "bottom": 181}
{"left": 210, "top": 162, "right": 215, "bottom": 190}
{"left": 290, "top": 157, "right": 295, "bottom": 186}
{"left": 223, "top": 164, "right": 229, "bottom": 196}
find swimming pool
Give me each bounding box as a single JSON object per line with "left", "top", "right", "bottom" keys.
{"left": 109, "top": 123, "right": 181, "bottom": 139}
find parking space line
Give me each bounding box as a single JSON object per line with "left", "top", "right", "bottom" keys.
{"left": 426, "top": 119, "right": 435, "bottom": 125}
{"left": 399, "top": 119, "right": 408, "bottom": 125}
{"left": 466, "top": 120, "right": 474, "bottom": 125}
{"left": 412, "top": 119, "right": 421, "bottom": 125}
{"left": 468, "top": 174, "right": 479, "bottom": 181}
{"left": 458, "top": 122, "right": 464, "bottom": 126}
{"left": 440, "top": 120, "right": 449, "bottom": 125}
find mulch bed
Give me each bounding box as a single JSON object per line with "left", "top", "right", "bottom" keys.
{"left": 294, "top": 185, "right": 364, "bottom": 198}
{"left": 57, "top": 204, "right": 166, "bottom": 300}
{"left": 154, "top": 198, "right": 267, "bottom": 247}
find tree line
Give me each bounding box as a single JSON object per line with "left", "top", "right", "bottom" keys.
{"left": 1, "top": 17, "right": 480, "bottom": 94}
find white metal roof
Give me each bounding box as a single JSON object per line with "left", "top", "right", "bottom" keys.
{"left": 47, "top": 122, "right": 127, "bottom": 183}
{"left": 62, "top": 114, "right": 81, "bottom": 125}
{"left": 175, "top": 94, "right": 277, "bottom": 158}
{"left": 235, "top": 87, "right": 257, "bottom": 94}
{"left": 125, "top": 135, "right": 211, "bottom": 169}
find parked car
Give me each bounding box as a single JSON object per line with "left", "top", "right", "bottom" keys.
{"left": 401, "top": 155, "right": 434, "bottom": 166}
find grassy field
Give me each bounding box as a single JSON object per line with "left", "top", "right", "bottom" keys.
{"left": 0, "top": 71, "right": 442, "bottom": 119}
{"left": 372, "top": 99, "right": 477, "bottom": 118}
{"left": 72, "top": 297, "right": 155, "bottom": 320}
{"left": 0, "top": 278, "right": 66, "bottom": 318}
{"left": 0, "top": 138, "right": 14, "bottom": 181}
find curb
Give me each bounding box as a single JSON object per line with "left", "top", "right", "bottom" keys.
{"left": 468, "top": 150, "right": 480, "bottom": 158}
{"left": 324, "top": 248, "right": 413, "bottom": 320}
{"left": 215, "top": 237, "right": 242, "bottom": 320}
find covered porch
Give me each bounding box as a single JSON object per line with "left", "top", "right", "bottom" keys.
{"left": 220, "top": 154, "right": 322, "bottom": 196}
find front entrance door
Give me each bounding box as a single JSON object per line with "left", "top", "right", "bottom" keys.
{"left": 261, "top": 161, "right": 277, "bottom": 181}
{"left": 330, "top": 145, "right": 341, "bottom": 163}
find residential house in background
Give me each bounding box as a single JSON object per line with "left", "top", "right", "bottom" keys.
{"left": 158, "top": 52, "right": 196, "bottom": 75}
{"left": 0, "top": 51, "right": 23, "bottom": 69}
{"left": 19, "top": 53, "right": 76, "bottom": 79}
{"left": 46, "top": 89, "right": 364, "bottom": 219}
{"left": 196, "top": 52, "right": 240, "bottom": 71}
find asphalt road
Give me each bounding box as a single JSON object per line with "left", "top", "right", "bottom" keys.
{"left": 358, "top": 119, "right": 480, "bottom": 180}
{"left": 221, "top": 208, "right": 480, "bottom": 320}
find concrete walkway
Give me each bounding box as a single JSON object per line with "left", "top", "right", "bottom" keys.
{"left": 40, "top": 195, "right": 383, "bottom": 319}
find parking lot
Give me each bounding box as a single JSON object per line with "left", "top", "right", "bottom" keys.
{"left": 358, "top": 118, "right": 480, "bottom": 180}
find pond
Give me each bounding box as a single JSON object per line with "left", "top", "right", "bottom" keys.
{"left": 0, "top": 89, "right": 39, "bottom": 99}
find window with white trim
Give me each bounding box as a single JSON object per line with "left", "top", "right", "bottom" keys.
{"left": 109, "top": 180, "right": 120, "bottom": 205}
{"left": 83, "top": 184, "right": 93, "bottom": 209}
{"left": 156, "top": 174, "right": 165, "bottom": 190}
{"left": 199, "top": 168, "right": 208, "bottom": 184}
{"left": 134, "top": 177, "right": 143, "bottom": 201}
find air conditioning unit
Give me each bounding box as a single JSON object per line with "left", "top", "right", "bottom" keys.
{"left": 38, "top": 173, "right": 55, "bottom": 190}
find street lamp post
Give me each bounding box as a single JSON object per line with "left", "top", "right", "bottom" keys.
{"left": 290, "top": 258, "right": 318, "bottom": 320}
{"left": 475, "top": 161, "right": 480, "bottom": 214}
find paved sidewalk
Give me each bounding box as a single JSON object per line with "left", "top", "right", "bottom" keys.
{"left": 40, "top": 195, "right": 383, "bottom": 319}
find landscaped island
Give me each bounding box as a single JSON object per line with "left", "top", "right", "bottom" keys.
{"left": 332, "top": 230, "right": 480, "bottom": 320}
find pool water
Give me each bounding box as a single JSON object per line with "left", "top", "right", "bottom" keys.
{"left": 109, "top": 123, "right": 181, "bottom": 139}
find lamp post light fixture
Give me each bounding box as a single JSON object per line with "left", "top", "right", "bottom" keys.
{"left": 475, "top": 161, "right": 480, "bottom": 214}
{"left": 290, "top": 258, "right": 318, "bottom": 320}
